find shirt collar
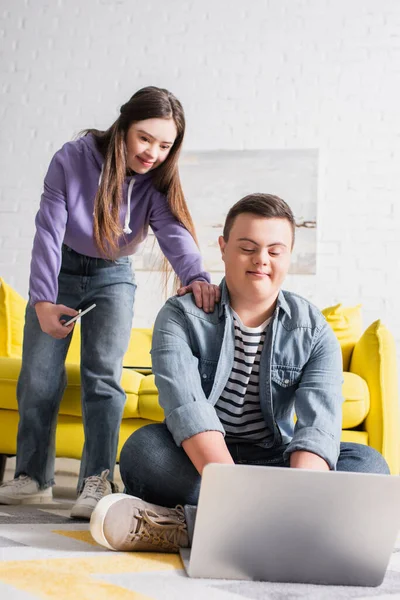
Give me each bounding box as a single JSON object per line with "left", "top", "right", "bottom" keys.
{"left": 218, "top": 278, "right": 291, "bottom": 319}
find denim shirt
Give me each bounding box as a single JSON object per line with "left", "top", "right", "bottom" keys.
{"left": 151, "top": 279, "right": 344, "bottom": 470}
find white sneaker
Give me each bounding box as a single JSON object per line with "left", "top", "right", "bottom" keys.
{"left": 70, "top": 469, "right": 116, "bottom": 520}
{"left": 90, "top": 493, "right": 189, "bottom": 553}
{"left": 0, "top": 475, "right": 53, "bottom": 505}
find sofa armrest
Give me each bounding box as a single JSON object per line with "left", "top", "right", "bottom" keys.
{"left": 350, "top": 320, "right": 400, "bottom": 474}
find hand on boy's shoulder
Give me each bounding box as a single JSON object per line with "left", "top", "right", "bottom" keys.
{"left": 177, "top": 281, "right": 221, "bottom": 314}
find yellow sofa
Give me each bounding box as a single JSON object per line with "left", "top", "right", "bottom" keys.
{"left": 0, "top": 278, "right": 162, "bottom": 474}
{"left": 0, "top": 278, "right": 399, "bottom": 476}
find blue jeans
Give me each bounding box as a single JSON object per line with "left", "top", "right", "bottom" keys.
{"left": 15, "top": 245, "right": 136, "bottom": 491}
{"left": 120, "top": 423, "right": 390, "bottom": 508}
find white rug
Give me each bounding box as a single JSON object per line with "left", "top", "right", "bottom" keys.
{"left": 1, "top": 502, "right": 400, "bottom": 599}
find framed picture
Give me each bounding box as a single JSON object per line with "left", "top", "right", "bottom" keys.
{"left": 135, "top": 149, "right": 317, "bottom": 275}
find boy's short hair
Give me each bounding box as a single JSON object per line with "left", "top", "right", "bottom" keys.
{"left": 223, "top": 193, "right": 296, "bottom": 248}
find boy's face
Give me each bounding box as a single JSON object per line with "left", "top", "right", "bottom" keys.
{"left": 219, "top": 213, "right": 293, "bottom": 305}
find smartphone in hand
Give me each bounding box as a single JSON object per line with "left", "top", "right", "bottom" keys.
{"left": 63, "top": 303, "right": 96, "bottom": 327}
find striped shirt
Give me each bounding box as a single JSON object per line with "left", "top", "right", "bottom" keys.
{"left": 215, "top": 310, "right": 273, "bottom": 444}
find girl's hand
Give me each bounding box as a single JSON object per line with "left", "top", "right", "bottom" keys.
{"left": 177, "top": 281, "right": 221, "bottom": 313}
{"left": 35, "top": 302, "right": 79, "bottom": 339}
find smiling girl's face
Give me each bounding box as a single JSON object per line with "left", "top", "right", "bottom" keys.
{"left": 125, "top": 118, "right": 177, "bottom": 173}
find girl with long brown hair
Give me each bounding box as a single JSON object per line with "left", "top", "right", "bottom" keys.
{"left": 0, "top": 86, "right": 219, "bottom": 518}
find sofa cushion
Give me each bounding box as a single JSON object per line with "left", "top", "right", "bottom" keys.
{"left": 0, "top": 278, "right": 26, "bottom": 359}
{"left": 0, "top": 358, "right": 372, "bottom": 430}
{"left": 0, "top": 357, "right": 143, "bottom": 419}
{"left": 65, "top": 325, "right": 81, "bottom": 365}
{"left": 350, "top": 320, "right": 399, "bottom": 472}
{"left": 322, "top": 303, "right": 363, "bottom": 371}
{"left": 139, "top": 374, "right": 164, "bottom": 421}
{"left": 138, "top": 372, "right": 371, "bottom": 430}
{"left": 65, "top": 325, "right": 153, "bottom": 372}
{"left": 123, "top": 328, "right": 153, "bottom": 371}
{"left": 60, "top": 365, "right": 143, "bottom": 418}
{"left": 340, "top": 430, "right": 368, "bottom": 445}
{"left": 0, "top": 357, "right": 23, "bottom": 410}
{"left": 342, "top": 371, "right": 370, "bottom": 429}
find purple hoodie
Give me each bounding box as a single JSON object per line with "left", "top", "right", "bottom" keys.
{"left": 29, "top": 134, "right": 210, "bottom": 305}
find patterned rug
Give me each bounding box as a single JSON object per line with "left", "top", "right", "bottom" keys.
{"left": 1, "top": 501, "right": 400, "bottom": 600}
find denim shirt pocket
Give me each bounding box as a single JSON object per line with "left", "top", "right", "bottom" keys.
{"left": 198, "top": 358, "right": 218, "bottom": 399}
{"left": 271, "top": 366, "right": 302, "bottom": 387}
{"left": 271, "top": 366, "right": 302, "bottom": 418}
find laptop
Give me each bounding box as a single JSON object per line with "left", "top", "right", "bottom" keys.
{"left": 180, "top": 463, "right": 400, "bottom": 586}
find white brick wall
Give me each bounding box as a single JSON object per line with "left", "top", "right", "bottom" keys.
{"left": 1, "top": 0, "right": 400, "bottom": 365}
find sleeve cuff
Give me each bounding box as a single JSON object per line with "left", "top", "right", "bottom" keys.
{"left": 283, "top": 427, "right": 340, "bottom": 470}
{"left": 29, "top": 298, "right": 55, "bottom": 307}
{"left": 185, "top": 272, "right": 211, "bottom": 286}
{"left": 165, "top": 402, "right": 225, "bottom": 446}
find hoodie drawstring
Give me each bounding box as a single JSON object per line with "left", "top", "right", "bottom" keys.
{"left": 123, "top": 178, "right": 134, "bottom": 234}
{"left": 97, "top": 165, "right": 134, "bottom": 235}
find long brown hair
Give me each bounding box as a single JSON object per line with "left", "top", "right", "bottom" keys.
{"left": 83, "top": 86, "right": 198, "bottom": 288}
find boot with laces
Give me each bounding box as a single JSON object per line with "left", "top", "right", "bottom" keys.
{"left": 70, "top": 469, "right": 117, "bottom": 519}
{"left": 0, "top": 475, "right": 52, "bottom": 505}
{"left": 90, "top": 493, "right": 189, "bottom": 552}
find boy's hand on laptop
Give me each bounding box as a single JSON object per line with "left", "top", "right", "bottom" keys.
{"left": 290, "top": 450, "right": 330, "bottom": 471}
{"left": 177, "top": 281, "right": 221, "bottom": 313}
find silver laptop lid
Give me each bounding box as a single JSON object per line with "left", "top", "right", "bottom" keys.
{"left": 188, "top": 464, "right": 400, "bottom": 586}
